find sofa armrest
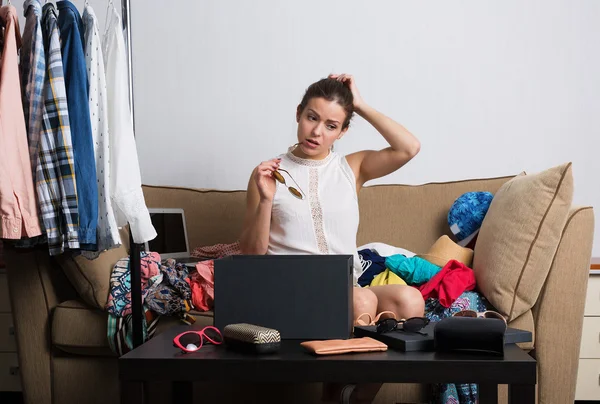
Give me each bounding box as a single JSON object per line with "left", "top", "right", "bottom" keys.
{"left": 532, "top": 206, "right": 595, "bottom": 404}
{"left": 5, "top": 248, "right": 79, "bottom": 404}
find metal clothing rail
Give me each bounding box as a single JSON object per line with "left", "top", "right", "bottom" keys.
{"left": 120, "top": 0, "right": 144, "bottom": 349}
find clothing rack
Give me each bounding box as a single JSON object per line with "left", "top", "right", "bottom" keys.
{"left": 119, "top": 0, "right": 144, "bottom": 349}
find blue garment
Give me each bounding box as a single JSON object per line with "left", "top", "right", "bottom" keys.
{"left": 57, "top": 0, "right": 97, "bottom": 249}
{"left": 385, "top": 255, "right": 441, "bottom": 285}
{"left": 448, "top": 192, "right": 494, "bottom": 242}
{"left": 357, "top": 249, "right": 388, "bottom": 287}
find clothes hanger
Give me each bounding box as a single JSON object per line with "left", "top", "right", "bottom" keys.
{"left": 105, "top": 0, "right": 115, "bottom": 30}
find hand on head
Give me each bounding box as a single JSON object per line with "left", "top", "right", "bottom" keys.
{"left": 328, "top": 73, "right": 364, "bottom": 111}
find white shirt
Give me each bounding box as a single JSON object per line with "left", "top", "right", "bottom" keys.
{"left": 268, "top": 148, "right": 363, "bottom": 283}
{"left": 103, "top": 4, "right": 156, "bottom": 243}
{"left": 82, "top": 4, "right": 120, "bottom": 252}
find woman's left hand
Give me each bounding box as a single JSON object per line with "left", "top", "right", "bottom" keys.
{"left": 329, "top": 73, "right": 365, "bottom": 112}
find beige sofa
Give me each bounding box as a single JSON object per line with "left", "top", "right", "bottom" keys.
{"left": 4, "top": 168, "right": 594, "bottom": 404}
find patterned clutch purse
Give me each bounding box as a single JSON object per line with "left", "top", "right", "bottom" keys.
{"left": 223, "top": 323, "right": 281, "bottom": 354}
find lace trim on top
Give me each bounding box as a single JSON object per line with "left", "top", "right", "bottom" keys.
{"left": 309, "top": 167, "right": 329, "bottom": 254}
{"left": 286, "top": 146, "right": 335, "bottom": 167}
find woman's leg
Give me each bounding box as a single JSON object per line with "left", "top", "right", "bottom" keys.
{"left": 352, "top": 286, "right": 377, "bottom": 322}
{"left": 369, "top": 284, "right": 425, "bottom": 319}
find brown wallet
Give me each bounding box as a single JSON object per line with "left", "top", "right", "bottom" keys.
{"left": 300, "top": 337, "right": 388, "bottom": 355}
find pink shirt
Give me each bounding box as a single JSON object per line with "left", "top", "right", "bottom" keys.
{"left": 0, "top": 5, "right": 42, "bottom": 239}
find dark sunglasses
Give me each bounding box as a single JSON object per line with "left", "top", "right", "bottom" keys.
{"left": 273, "top": 168, "right": 305, "bottom": 200}
{"left": 376, "top": 317, "right": 430, "bottom": 336}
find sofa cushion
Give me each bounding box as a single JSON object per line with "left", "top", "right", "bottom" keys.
{"left": 55, "top": 228, "right": 130, "bottom": 310}
{"left": 52, "top": 300, "right": 115, "bottom": 356}
{"left": 473, "top": 162, "right": 573, "bottom": 322}
{"left": 52, "top": 299, "right": 214, "bottom": 356}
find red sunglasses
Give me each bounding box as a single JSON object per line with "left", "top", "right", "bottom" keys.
{"left": 172, "top": 326, "right": 223, "bottom": 353}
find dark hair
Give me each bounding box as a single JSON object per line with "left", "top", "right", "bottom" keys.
{"left": 298, "top": 78, "right": 354, "bottom": 130}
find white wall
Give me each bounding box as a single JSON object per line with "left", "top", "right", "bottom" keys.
{"left": 129, "top": 0, "right": 600, "bottom": 255}
{"left": 15, "top": 1, "right": 600, "bottom": 256}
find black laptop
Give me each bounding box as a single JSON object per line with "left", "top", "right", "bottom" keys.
{"left": 214, "top": 255, "right": 353, "bottom": 340}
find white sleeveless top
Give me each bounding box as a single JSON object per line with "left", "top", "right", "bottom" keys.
{"left": 267, "top": 148, "right": 363, "bottom": 284}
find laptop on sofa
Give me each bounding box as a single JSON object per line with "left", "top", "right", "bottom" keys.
{"left": 214, "top": 254, "right": 354, "bottom": 340}
{"left": 144, "top": 208, "right": 202, "bottom": 266}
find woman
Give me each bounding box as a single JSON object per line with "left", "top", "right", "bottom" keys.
{"left": 240, "top": 73, "right": 424, "bottom": 323}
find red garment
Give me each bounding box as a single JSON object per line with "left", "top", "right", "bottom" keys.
{"left": 188, "top": 260, "right": 215, "bottom": 311}
{"left": 418, "top": 259, "right": 476, "bottom": 307}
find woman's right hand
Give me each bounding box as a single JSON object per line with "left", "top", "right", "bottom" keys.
{"left": 253, "top": 158, "right": 281, "bottom": 202}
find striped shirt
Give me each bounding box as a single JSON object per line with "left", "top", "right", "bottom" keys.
{"left": 20, "top": 0, "right": 46, "bottom": 176}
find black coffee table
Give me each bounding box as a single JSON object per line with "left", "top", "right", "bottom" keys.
{"left": 119, "top": 324, "right": 536, "bottom": 404}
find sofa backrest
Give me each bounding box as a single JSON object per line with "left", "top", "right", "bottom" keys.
{"left": 142, "top": 174, "right": 514, "bottom": 255}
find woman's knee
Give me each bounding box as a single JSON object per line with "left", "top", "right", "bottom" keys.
{"left": 395, "top": 286, "right": 425, "bottom": 317}
{"left": 378, "top": 285, "right": 425, "bottom": 318}
{"left": 353, "top": 287, "right": 378, "bottom": 317}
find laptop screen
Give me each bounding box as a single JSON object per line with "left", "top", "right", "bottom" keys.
{"left": 146, "top": 209, "right": 189, "bottom": 259}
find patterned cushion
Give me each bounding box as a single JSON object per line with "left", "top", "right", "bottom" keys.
{"left": 448, "top": 192, "right": 494, "bottom": 244}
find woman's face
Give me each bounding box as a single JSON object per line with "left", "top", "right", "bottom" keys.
{"left": 295, "top": 97, "right": 348, "bottom": 159}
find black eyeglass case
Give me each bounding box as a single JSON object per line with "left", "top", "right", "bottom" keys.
{"left": 354, "top": 321, "right": 532, "bottom": 352}
{"left": 433, "top": 317, "right": 506, "bottom": 356}
{"left": 223, "top": 323, "right": 281, "bottom": 354}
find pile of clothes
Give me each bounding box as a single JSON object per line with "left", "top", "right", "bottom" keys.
{"left": 105, "top": 242, "right": 240, "bottom": 355}
{"left": 357, "top": 238, "right": 486, "bottom": 403}
{"left": 358, "top": 235, "right": 477, "bottom": 308}
{"left": 356, "top": 191, "right": 495, "bottom": 404}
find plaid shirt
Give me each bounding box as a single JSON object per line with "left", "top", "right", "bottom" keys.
{"left": 20, "top": 0, "right": 45, "bottom": 175}
{"left": 39, "top": 3, "right": 79, "bottom": 255}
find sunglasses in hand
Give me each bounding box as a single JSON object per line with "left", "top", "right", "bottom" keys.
{"left": 173, "top": 326, "right": 223, "bottom": 353}
{"left": 272, "top": 168, "right": 305, "bottom": 200}
{"left": 376, "top": 317, "right": 430, "bottom": 336}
